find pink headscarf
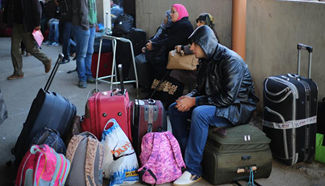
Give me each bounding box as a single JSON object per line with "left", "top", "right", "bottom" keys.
{"left": 172, "top": 4, "right": 189, "bottom": 21}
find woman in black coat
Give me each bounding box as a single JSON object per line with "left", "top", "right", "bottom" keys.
{"left": 144, "top": 4, "right": 194, "bottom": 79}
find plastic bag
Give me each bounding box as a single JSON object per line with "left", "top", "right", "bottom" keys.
{"left": 101, "top": 118, "right": 139, "bottom": 186}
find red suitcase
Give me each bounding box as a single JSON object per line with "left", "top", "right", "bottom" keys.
{"left": 130, "top": 99, "right": 167, "bottom": 156}
{"left": 91, "top": 52, "right": 113, "bottom": 78}
{"left": 81, "top": 64, "right": 132, "bottom": 141}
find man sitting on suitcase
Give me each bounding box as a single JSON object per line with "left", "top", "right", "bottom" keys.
{"left": 169, "top": 25, "right": 259, "bottom": 186}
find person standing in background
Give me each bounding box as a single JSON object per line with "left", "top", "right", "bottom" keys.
{"left": 4, "top": 0, "right": 52, "bottom": 80}
{"left": 71, "top": 0, "right": 97, "bottom": 88}
{"left": 60, "top": 0, "right": 76, "bottom": 64}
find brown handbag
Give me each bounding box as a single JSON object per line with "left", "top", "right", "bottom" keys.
{"left": 166, "top": 50, "right": 199, "bottom": 71}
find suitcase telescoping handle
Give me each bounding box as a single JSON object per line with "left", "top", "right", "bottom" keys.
{"left": 118, "top": 64, "right": 125, "bottom": 94}
{"left": 297, "top": 43, "right": 313, "bottom": 78}
{"left": 44, "top": 53, "right": 64, "bottom": 91}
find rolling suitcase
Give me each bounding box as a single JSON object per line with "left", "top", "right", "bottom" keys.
{"left": 81, "top": 64, "right": 132, "bottom": 141}
{"left": 13, "top": 54, "right": 77, "bottom": 166}
{"left": 91, "top": 52, "right": 113, "bottom": 78}
{"left": 115, "top": 28, "right": 146, "bottom": 79}
{"left": 263, "top": 43, "right": 318, "bottom": 165}
{"left": 202, "top": 124, "right": 272, "bottom": 185}
{"left": 128, "top": 53, "right": 153, "bottom": 90}
{"left": 130, "top": 99, "right": 167, "bottom": 156}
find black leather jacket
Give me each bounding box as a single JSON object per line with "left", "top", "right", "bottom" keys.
{"left": 188, "top": 25, "right": 259, "bottom": 125}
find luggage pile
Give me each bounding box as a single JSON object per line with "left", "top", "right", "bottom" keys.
{"left": 11, "top": 54, "right": 172, "bottom": 185}
{"left": 11, "top": 43, "right": 322, "bottom": 186}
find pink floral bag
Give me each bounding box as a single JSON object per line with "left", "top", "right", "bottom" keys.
{"left": 138, "top": 131, "right": 185, "bottom": 185}
{"left": 16, "top": 144, "right": 70, "bottom": 186}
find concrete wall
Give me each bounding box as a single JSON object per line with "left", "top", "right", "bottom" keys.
{"left": 246, "top": 0, "right": 325, "bottom": 112}
{"left": 135, "top": 0, "right": 233, "bottom": 48}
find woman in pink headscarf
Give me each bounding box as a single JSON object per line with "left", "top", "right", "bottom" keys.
{"left": 144, "top": 3, "right": 193, "bottom": 79}
{"left": 170, "top": 4, "right": 189, "bottom": 22}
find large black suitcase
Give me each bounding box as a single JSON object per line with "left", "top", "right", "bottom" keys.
{"left": 114, "top": 28, "right": 146, "bottom": 79}
{"left": 263, "top": 43, "right": 318, "bottom": 165}
{"left": 202, "top": 124, "right": 272, "bottom": 185}
{"left": 128, "top": 53, "right": 153, "bottom": 90}
{"left": 13, "top": 54, "right": 76, "bottom": 166}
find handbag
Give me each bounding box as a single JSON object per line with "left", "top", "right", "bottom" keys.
{"left": 150, "top": 72, "right": 184, "bottom": 109}
{"left": 166, "top": 49, "right": 198, "bottom": 71}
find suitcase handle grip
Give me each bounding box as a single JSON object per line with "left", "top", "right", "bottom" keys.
{"left": 237, "top": 166, "right": 257, "bottom": 174}
{"left": 241, "top": 155, "right": 251, "bottom": 160}
{"left": 147, "top": 99, "right": 156, "bottom": 105}
{"left": 297, "top": 43, "right": 312, "bottom": 78}
{"left": 297, "top": 43, "right": 313, "bottom": 53}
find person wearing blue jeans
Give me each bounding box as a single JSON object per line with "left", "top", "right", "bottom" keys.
{"left": 170, "top": 25, "right": 258, "bottom": 186}
{"left": 60, "top": 0, "right": 75, "bottom": 63}
{"left": 47, "top": 18, "right": 59, "bottom": 46}
{"left": 169, "top": 104, "right": 231, "bottom": 173}
{"left": 73, "top": 25, "right": 96, "bottom": 88}
{"left": 71, "top": 0, "right": 97, "bottom": 88}
{"left": 61, "top": 22, "right": 74, "bottom": 63}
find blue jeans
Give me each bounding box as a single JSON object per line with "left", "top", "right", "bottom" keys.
{"left": 62, "top": 22, "right": 75, "bottom": 59}
{"left": 168, "top": 102, "right": 231, "bottom": 176}
{"left": 73, "top": 25, "right": 96, "bottom": 82}
{"left": 48, "top": 18, "right": 59, "bottom": 43}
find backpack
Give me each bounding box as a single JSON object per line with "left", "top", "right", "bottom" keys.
{"left": 138, "top": 131, "right": 185, "bottom": 185}
{"left": 16, "top": 144, "right": 71, "bottom": 186}
{"left": 112, "top": 14, "right": 134, "bottom": 36}
{"left": 65, "top": 132, "right": 104, "bottom": 186}
{"left": 31, "top": 127, "right": 67, "bottom": 155}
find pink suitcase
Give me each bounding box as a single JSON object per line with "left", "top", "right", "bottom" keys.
{"left": 81, "top": 65, "right": 132, "bottom": 141}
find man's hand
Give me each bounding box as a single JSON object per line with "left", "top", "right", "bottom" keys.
{"left": 34, "top": 26, "right": 41, "bottom": 31}
{"left": 175, "top": 96, "right": 196, "bottom": 112}
{"left": 146, "top": 40, "right": 153, "bottom": 51}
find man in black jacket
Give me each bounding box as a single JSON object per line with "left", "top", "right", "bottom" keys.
{"left": 169, "top": 25, "right": 258, "bottom": 186}
{"left": 6, "top": 0, "right": 52, "bottom": 80}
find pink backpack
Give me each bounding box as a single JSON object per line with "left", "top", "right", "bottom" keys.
{"left": 138, "top": 131, "right": 185, "bottom": 184}
{"left": 16, "top": 144, "right": 70, "bottom": 186}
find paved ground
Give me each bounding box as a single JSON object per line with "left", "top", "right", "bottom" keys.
{"left": 0, "top": 37, "right": 324, "bottom": 186}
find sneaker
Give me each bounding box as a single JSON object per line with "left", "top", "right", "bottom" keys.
{"left": 173, "top": 171, "right": 201, "bottom": 186}
{"left": 79, "top": 81, "right": 87, "bottom": 88}
{"left": 61, "top": 58, "right": 70, "bottom": 64}
{"left": 7, "top": 74, "right": 24, "bottom": 80}
{"left": 87, "top": 76, "right": 96, "bottom": 83}
{"left": 51, "top": 42, "right": 59, "bottom": 46}
{"left": 44, "top": 59, "right": 52, "bottom": 73}
{"left": 43, "top": 41, "right": 51, "bottom": 45}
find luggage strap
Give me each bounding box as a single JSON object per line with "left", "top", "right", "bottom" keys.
{"left": 264, "top": 106, "right": 316, "bottom": 129}
{"left": 263, "top": 116, "right": 317, "bottom": 129}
